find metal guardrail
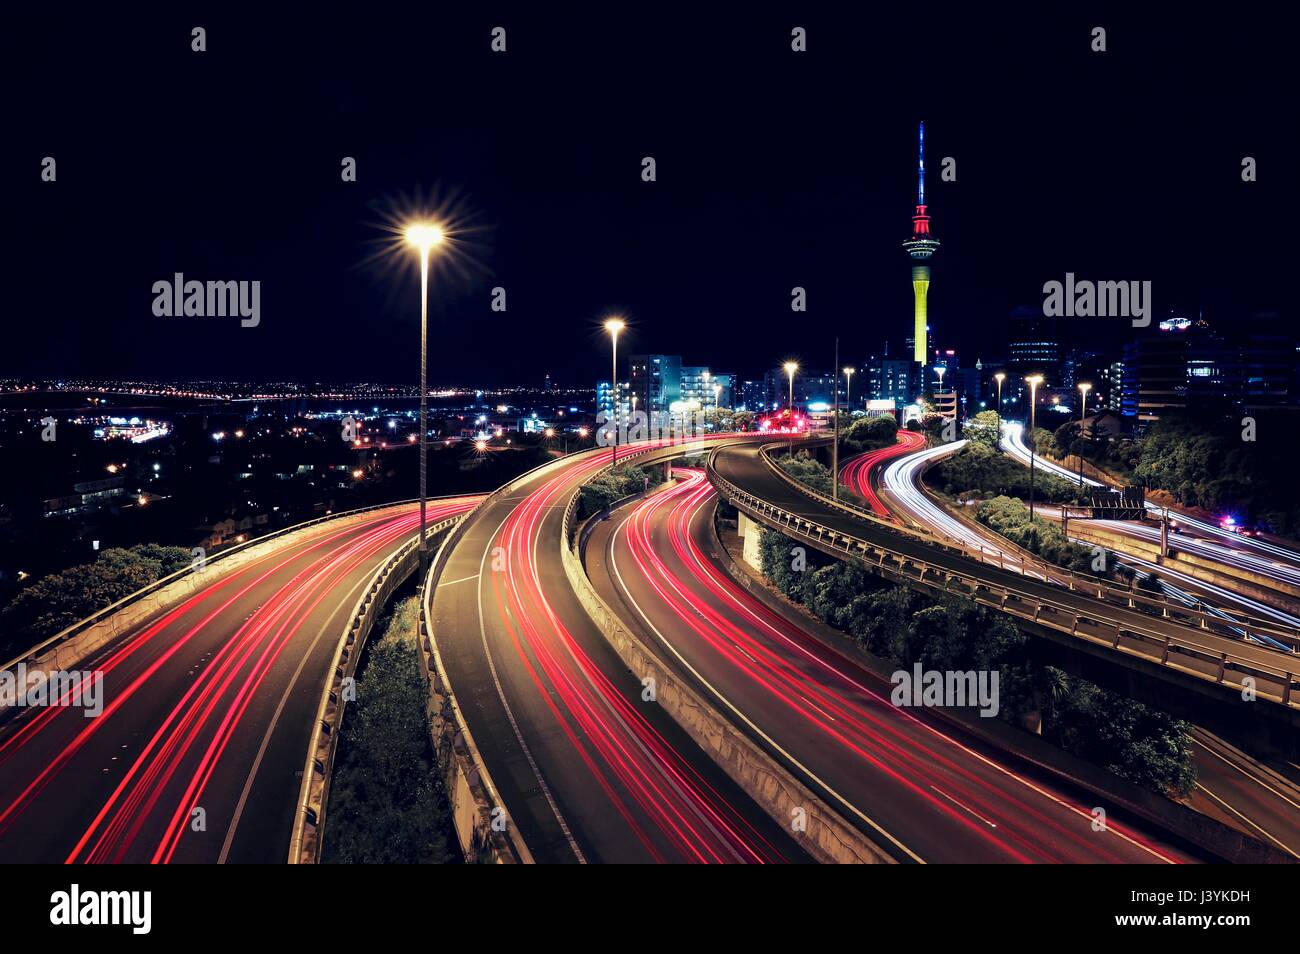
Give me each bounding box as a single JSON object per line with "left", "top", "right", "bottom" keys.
{"left": 756, "top": 440, "right": 1300, "bottom": 652}
{"left": 707, "top": 456, "right": 1300, "bottom": 711}
{"left": 290, "top": 509, "right": 469, "bottom": 863}
{"left": 0, "top": 494, "right": 475, "bottom": 675}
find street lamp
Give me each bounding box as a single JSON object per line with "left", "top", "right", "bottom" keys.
{"left": 993, "top": 372, "right": 1005, "bottom": 442}
{"left": 783, "top": 361, "right": 798, "bottom": 455}
{"left": 1025, "top": 374, "right": 1044, "bottom": 520}
{"left": 935, "top": 365, "right": 947, "bottom": 420}
{"left": 404, "top": 220, "right": 445, "bottom": 582}
{"left": 605, "top": 318, "right": 624, "bottom": 467}
{"left": 713, "top": 382, "right": 722, "bottom": 431}
{"left": 1076, "top": 381, "right": 1092, "bottom": 486}
{"left": 843, "top": 366, "right": 855, "bottom": 413}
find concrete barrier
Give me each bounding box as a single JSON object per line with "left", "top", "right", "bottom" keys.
{"left": 416, "top": 514, "right": 533, "bottom": 865}
{"left": 706, "top": 506, "right": 1293, "bottom": 864}
{"left": 1, "top": 500, "right": 437, "bottom": 720}
{"left": 563, "top": 482, "right": 894, "bottom": 864}
{"left": 289, "top": 512, "right": 466, "bottom": 864}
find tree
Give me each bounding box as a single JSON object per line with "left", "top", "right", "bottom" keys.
{"left": 841, "top": 415, "right": 898, "bottom": 455}
{"left": 964, "top": 410, "right": 1002, "bottom": 450}
{"left": 775, "top": 451, "right": 834, "bottom": 496}
{"left": 322, "top": 598, "right": 456, "bottom": 863}
{"left": 0, "top": 543, "right": 193, "bottom": 656}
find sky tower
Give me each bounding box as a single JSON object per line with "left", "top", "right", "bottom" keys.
{"left": 902, "top": 121, "right": 940, "bottom": 365}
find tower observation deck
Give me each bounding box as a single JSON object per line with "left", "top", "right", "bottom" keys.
{"left": 902, "top": 122, "right": 940, "bottom": 365}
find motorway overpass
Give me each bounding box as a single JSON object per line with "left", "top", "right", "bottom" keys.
{"left": 583, "top": 466, "right": 1201, "bottom": 862}
{"left": 709, "top": 439, "right": 1300, "bottom": 760}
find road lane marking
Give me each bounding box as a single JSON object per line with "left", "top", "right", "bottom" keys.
{"left": 683, "top": 478, "right": 1184, "bottom": 863}
{"left": 931, "top": 785, "right": 997, "bottom": 828}
{"left": 220, "top": 539, "right": 377, "bottom": 862}
{"left": 437, "top": 573, "right": 480, "bottom": 588}
{"left": 606, "top": 508, "right": 925, "bottom": 864}
{"left": 474, "top": 507, "right": 587, "bottom": 863}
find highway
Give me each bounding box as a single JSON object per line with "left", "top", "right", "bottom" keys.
{"left": 838, "top": 430, "right": 927, "bottom": 517}
{"left": 428, "top": 439, "right": 809, "bottom": 863}
{"left": 872, "top": 434, "right": 1300, "bottom": 858}
{"left": 585, "top": 466, "right": 1195, "bottom": 862}
{"left": 0, "top": 498, "right": 479, "bottom": 863}
{"left": 1002, "top": 422, "right": 1300, "bottom": 575}
{"left": 709, "top": 440, "right": 1300, "bottom": 714}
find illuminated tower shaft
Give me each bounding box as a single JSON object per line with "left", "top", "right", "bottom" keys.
{"left": 902, "top": 121, "right": 939, "bottom": 365}
{"left": 910, "top": 264, "right": 931, "bottom": 364}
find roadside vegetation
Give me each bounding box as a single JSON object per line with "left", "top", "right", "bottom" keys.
{"left": 322, "top": 596, "right": 458, "bottom": 864}
{"left": 926, "top": 441, "right": 1089, "bottom": 505}
{"left": 774, "top": 450, "right": 835, "bottom": 497}
{"left": 975, "top": 496, "right": 1096, "bottom": 571}
{"left": 838, "top": 415, "right": 899, "bottom": 456}
{"left": 578, "top": 464, "right": 658, "bottom": 519}
{"left": 757, "top": 528, "right": 1196, "bottom": 797}
{"left": 0, "top": 543, "right": 192, "bottom": 659}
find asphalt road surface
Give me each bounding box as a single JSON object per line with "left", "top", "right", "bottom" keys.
{"left": 585, "top": 467, "right": 1198, "bottom": 863}
{"left": 429, "top": 439, "right": 811, "bottom": 863}
{"left": 0, "top": 499, "right": 477, "bottom": 863}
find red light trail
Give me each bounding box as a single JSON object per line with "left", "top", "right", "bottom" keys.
{"left": 600, "top": 466, "right": 1190, "bottom": 863}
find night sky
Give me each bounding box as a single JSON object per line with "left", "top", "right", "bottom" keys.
{"left": 7, "top": 7, "right": 1295, "bottom": 387}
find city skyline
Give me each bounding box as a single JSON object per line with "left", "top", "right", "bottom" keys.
{"left": 5, "top": 6, "right": 1300, "bottom": 901}
{"left": 10, "top": 9, "right": 1295, "bottom": 387}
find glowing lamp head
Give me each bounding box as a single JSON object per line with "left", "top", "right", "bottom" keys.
{"left": 404, "top": 222, "right": 444, "bottom": 254}
{"left": 1078, "top": 382, "right": 1092, "bottom": 394}
{"left": 604, "top": 318, "right": 625, "bottom": 336}
{"left": 783, "top": 361, "right": 798, "bottom": 377}
{"left": 994, "top": 372, "right": 1005, "bottom": 383}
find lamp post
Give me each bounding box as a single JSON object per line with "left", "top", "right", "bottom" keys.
{"left": 605, "top": 318, "right": 624, "bottom": 467}
{"left": 713, "top": 383, "right": 721, "bottom": 431}
{"left": 1077, "top": 381, "right": 1092, "bottom": 486}
{"left": 403, "top": 221, "right": 445, "bottom": 583}
{"left": 843, "top": 366, "right": 855, "bottom": 413}
{"left": 1026, "top": 374, "right": 1044, "bottom": 520}
{"left": 701, "top": 370, "right": 710, "bottom": 429}
{"left": 993, "top": 372, "right": 1005, "bottom": 444}
{"left": 783, "top": 361, "right": 798, "bottom": 456}
{"left": 832, "top": 340, "right": 840, "bottom": 501}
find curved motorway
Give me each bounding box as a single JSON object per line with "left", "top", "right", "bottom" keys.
{"left": 0, "top": 498, "right": 478, "bottom": 863}
{"left": 428, "top": 439, "right": 808, "bottom": 863}
{"left": 585, "top": 466, "right": 1193, "bottom": 862}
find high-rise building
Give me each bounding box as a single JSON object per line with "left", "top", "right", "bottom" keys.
{"left": 1120, "top": 332, "right": 1188, "bottom": 423}
{"left": 1006, "top": 306, "right": 1062, "bottom": 404}
{"left": 902, "top": 122, "right": 940, "bottom": 366}
{"left": 595, "top": 381, "right": 631, "bottom": 417}
{"left": 763, "top": 368, "right": 835, "bottom": 412}
{"left": 628, "top": 355, "right": 682, "bottom": 413}
{"left": 679, "top": 367, "right": 734, "bottom": 410}
{"left": 737, "top": 379, "right": 767, "bottom": 412}
{"left": 865, "top": 351, "right": 916, "bottom": 409}
{"left": 1238, "top": 319, "right": 1294, "bottom": 410}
